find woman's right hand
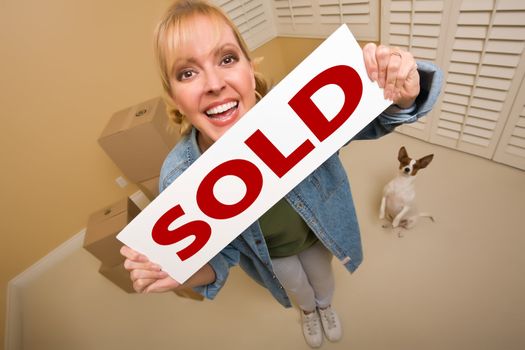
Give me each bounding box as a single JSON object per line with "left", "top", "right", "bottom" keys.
{"left": 120, "top": 245, "right": 181, "bottom": 293}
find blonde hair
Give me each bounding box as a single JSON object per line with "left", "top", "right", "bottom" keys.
{"left": 154, "top": 0, "right": 268, "bottom": 135}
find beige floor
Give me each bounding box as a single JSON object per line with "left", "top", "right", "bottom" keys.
{"left": 15, "top": 132, "right": 525, "bottom": 350}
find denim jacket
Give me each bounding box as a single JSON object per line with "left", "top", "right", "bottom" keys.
{"left": 160, "top": 61, "right": 442, "bottom": 307}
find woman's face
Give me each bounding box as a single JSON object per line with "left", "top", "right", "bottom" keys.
{"left": 169, "top": 15, "right": 256, "bottom": 151}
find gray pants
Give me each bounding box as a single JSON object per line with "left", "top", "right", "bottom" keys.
{"left": 271, "top": 241, "right": 335, "bottom": 312}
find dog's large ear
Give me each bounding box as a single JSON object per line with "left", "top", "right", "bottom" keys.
{"left": 398, "top": 146, "right": 409, "bottom": 162}
{"left": 418, "top": 154, "right": 434, "bottom": 169}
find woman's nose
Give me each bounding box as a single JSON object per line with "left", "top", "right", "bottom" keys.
{"left": 205, "top": 68, "right": 226, "bottom": 94}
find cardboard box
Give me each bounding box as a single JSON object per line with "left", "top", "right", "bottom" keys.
{"left": 137, "top": 176, "right": 159, "bottom": 201}
{"left": 98, "top": 97, "right": 180, "bottom": 182}
{"left": 99, "top": 263, "right": 135, "bottom": 293}
{"left": 84, "top": 197, "right": 141, "bottom": 266}
{"left": 87, "top": 197, "right": 202, "bottom": 300}
{"left": 99, "top": 263, "right": 204, "bottom": 301}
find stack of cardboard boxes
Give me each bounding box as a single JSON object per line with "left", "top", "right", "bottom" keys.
{"left": 84, "top": 97, "right": 202, "bottom": 300}
{"left": 84, "top": 197, "right": 140, "bottom": 293}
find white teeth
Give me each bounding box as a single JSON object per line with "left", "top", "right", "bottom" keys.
{"left": 205, "top": 101, "right": 238, "bottom": 116}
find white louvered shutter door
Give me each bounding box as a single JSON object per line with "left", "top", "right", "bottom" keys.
{"left": 272, "top": 0, "right": 379, "bottom": 41}
{"left": 317, "top": 0, "right": 379, "bottom": 41}
{"left": 215, "top": 0, "right": 276, "bottom": 50}
{"left": 429, "top": 0, "right": 525, "bottom": 160}
{"left": 272, "top": 0, "right": 316, "bottom": 36}
{"left": 381, "top": 0, "right": 451, "bottom": 140}
{"left": 493, "top": 81, "right": 525, "bottom": 170}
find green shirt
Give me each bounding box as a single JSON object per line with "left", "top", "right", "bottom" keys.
{"left": 259, "top": 198, "right": 318, "bottom": 258}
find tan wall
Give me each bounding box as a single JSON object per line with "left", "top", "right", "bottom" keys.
{"left": 0, "top": 0, "right": 332, "bottom": 344}
{"left": 253, "top": 37, "right": 323, "bottom": 86}
{"left": 255, "top": 36, "right": 370, "bottom": 87}
{"left": 0, "top": 0, "right": 170, "bottom": 344}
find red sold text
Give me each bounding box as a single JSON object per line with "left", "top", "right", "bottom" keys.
{"left": 152, "top": 65, "right": 363, "bottom": 261}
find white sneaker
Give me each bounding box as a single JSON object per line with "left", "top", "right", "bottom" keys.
{"left": 301, "top": 309, "right": 323, "bottom": 348}
{"left": 318, "top": 305, "right": 342, "bottom": 342}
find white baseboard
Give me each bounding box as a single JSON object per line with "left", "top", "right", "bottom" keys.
{"left": 4, "top": 283, "right": 20, "bottom": 350}
{"left": 4, "top": 191, "right": 148, "bottom": 350}
{"left": 5, "top": 229, "right": 85, "bottom": 350}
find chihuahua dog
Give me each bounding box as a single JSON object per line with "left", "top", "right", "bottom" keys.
{"left": 380, "top": 146, "right": 434, "bottom": 235}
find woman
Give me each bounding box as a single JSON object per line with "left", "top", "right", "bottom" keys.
{"left": 120, "top": 0, "right": 442, "bottom": 347}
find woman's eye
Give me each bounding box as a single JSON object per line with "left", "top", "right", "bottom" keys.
{"left": 221, "top": 54, "right": 237, "bottom": 66}
{"left": 177, "top": 69, "right": 195, "bottom": 81}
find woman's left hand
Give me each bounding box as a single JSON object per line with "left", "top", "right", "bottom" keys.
{"left": 362, "top": 43, "right": 420, "bottom": 109}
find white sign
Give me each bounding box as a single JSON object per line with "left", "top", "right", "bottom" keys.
{"left": 117, "top": 25, "right": 392, "bottom": 283}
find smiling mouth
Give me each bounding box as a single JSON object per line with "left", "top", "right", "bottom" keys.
{"left": 205, "top": 101, "right": 238, "bottom": 120}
